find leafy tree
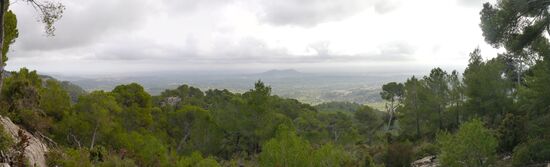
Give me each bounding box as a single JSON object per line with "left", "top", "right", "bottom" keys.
{"left": 400, "top": 76, "right": 431, "bottom": 139}
{"left": 319, "top": 112, "right": 358, "bottom": 144}
{"left": 114, "top": 132, "right": 169, "bottom": 166}
{"left": 463, "top": 49, "right": 513, "bottom": 126}
{"left": 176, "top": 152, "right": 220, "bottom": 167}
{"left": 380, "top": 82, "right": 404, "bottom": 130}
{"left": 165, "top": 106, "right": 223, "bottom": 155}
{"left": 448, "top": 70, "right": 465, "bottom": 129}
{"left": 40, "top": 79, "right": 71, "bottom": 122}
{"left": 112, "top": 83, "right": 152, "bottom": 108}
{"left": 437, "top": 119, "right": 498, "bottom": 167}
{"left": 57, "top": 91, "right": 121, "bottom": 149}
{"left": 158, "top": 84, "right": 206, "bottom": 110}
{"left": 1, "top": 10, "right": 17, "bottom": 68}
{"left": 259, "top": 125, "right": 312, "bottom": 167}
{"left": 518, "top": 39, "right": 550, "bottom": 139}
{"left": 111, "top": 83, "right": 154, "bottom": 132}
{"left": 480, "top": 0, "right": 550, "bottom": 53}
{"left": 312, "top": 143, "right": 352, "bottom": 167}
{"left": 354, "top": 105, "right": 383, "bottom": 141}
{"left": 424, "top": 67, "right": 449, "bottom": 130}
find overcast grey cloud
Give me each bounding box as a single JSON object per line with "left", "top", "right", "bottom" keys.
{"left": 16, "top": 0, "right": 156, "bottom": 51}
{"left": 256, "top": 0, "right": 401, "bottom": 26}
{"left": 5, "top": 0, "right": 499, "bottom": 75}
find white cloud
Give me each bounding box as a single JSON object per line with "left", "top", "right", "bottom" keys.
{"left": 5, "top": 0, "right": 500, "bottom": 75}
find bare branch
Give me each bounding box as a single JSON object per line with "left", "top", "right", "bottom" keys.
{"left": 24, "top": 0, "right": 65, "bottom": 36}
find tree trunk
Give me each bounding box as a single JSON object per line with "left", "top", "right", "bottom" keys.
{"left": 455, "top": 101, "right": 460, "bottom": 129}
{"left": 415, "top": 102, "right": 420, "bottom": 139}
{"left": 438, "top": 105, "right": 443, "bottom": 130}
{"left": 90, "top": 123, "right": 99, "bottom": 150}
{"left": 0, "top": 0, "right": 6, "bottom": 93}
{"left": 386, "top": 100, "right": 394, "bottom": 131}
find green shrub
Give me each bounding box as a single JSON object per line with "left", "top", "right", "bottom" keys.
{"left": 437, "top": 119, "right": 498, "bottom": 167}
{"left": 384, "top": 141, "right": 414, "bottom": 167}
{"left": 414, "top": 142, "right": 439, "bottom": 159}
{"left": 0, "top": 124, "right": 13, "bottom": 152}
{"left": 512, "top": 139, "right": 550, "bottom": 167}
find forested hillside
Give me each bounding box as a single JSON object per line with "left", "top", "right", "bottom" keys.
{"left": 1, "top": 0, "right": 550, "bottom": 167}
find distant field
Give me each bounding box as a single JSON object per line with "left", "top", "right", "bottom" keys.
{"left": 61, "top": 70, "right": 406, "bottom": 108}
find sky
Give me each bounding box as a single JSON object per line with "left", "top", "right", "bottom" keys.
{"left": 6, "top": 0, "right": 500, "bottom": 76}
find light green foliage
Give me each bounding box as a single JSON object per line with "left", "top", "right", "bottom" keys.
{"left": 2, "top": 10, "right": 18, "bottom": 66}
{"left": 312, "top": 143, "right": 352, "bottom": 167}
{"left": 0, "top": 124, "right": 13, "bottom": 152}
{"left": 177, "top": 152, "right": 220, "bottom": 167}
{"left": 260, "top": 125, "right": 352, "bottom": 167}
{"left": 437, "top": 119, "right": 497, "bottom": 167}
{"left": 259, "top": 125, "right": 312, "bottom": 167}
{"left": 115, "top": 132, "right": 169, "bottom": 166}
{"left": 56, "top": 91, "right": 121, "bottom": 148}
{"left": 40, "top": 79, "right": 71, "bottom": 121}
{"left": 50, "top": 149, "right": 93, "bottom": 167}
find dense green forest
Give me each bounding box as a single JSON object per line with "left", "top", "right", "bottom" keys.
{"left": 1, "top": 0, "right": 550, "bottom": 167}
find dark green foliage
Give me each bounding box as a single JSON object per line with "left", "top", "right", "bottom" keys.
{"left": 497, "top": 113, "right": 526, "bottom": 153}
{"left": 384, "top": 141, "right": 413, "bottom": 167}
{"left": 463, "top": 49, "right": 513, "bottom": 127}
{"left": 112, "top": 83, "right": 152, "bottom": 108}
{"left": 480, "top": 0, "right": 550, "bottom": 53}
{"left": 512, "top": 139, "right": 550, "bottom": 167}
{"left": 1, "top": 68, "right": 52, "bottom": 133}
{"left": 354, "top": 105, "right": 383, "bottom": 141}
{"left": 165, "top": 106, "right": 223, "bottom": 155}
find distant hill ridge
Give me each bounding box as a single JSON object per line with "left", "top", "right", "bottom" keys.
{"left": 257, "top": 69, "right": 303, "bottom": 77}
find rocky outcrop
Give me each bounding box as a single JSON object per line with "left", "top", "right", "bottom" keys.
{"left": 0, "top": 116, "right": 48, "bottom": 167}
{"left": 411, "top": 155, "right": 439, "bottom": 167}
